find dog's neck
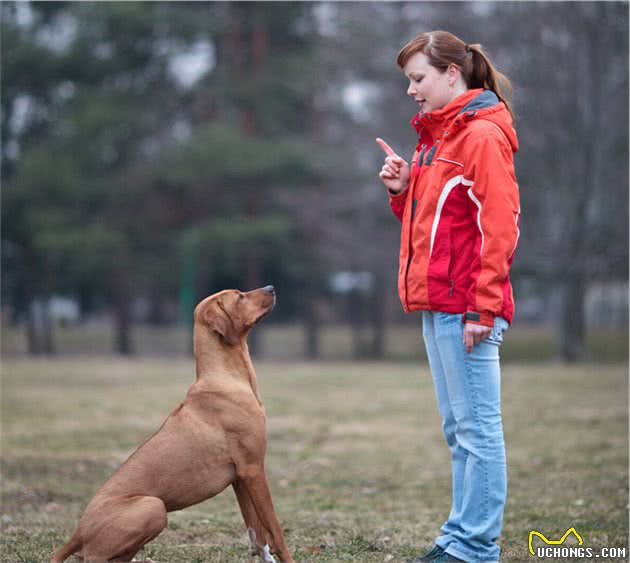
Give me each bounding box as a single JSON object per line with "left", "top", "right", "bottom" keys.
{"left": 193, "top": 329, "right": 263, "bottom": 405}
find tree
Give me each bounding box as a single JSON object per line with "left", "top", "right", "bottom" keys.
{"left": 498, "top": 2, "right": 629, "bottom": 360}
{"left": 2, "top": 2, "right": 218, "bottom": 353}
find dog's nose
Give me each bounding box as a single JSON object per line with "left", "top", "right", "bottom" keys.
{"left": 262, "top": 285, "right": 275, "bottom": 294}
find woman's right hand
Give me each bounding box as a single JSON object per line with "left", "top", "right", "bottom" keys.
{"left": 376, "top": 137, "right": 410, "bottom": 194}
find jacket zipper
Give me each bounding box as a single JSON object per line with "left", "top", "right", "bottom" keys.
{"left": 403, "top": 147, "right": 424, "bottom": 311}
{"left": 404, "top": 191, "right": 417, "bottom": 310}
{"left": 403, "top": 139, "right": 441, "bottom": 310}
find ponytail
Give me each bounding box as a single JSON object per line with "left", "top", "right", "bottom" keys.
{"left": 467, "top": 44, "right": 514, "bottom": 120}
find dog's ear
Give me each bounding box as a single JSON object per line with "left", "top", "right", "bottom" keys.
{"left": 203, "top": 300, "right": 239, "bottom": 346}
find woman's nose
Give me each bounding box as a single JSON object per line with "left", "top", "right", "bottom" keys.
{"left": 407, "top": 83, "right": 416, "bottom": 96}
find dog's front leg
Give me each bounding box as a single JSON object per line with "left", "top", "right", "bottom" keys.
{"left": 234, "top": 481, "right": 277, "bottom": 562}
{"left": 237, "top": 467, "right": 294, "bottom": 563}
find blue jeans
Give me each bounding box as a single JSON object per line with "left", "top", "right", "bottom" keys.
{"left": 422, "top": 311, "right": 509, "bottom": 563}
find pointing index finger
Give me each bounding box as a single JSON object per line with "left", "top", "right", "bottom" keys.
{"left": 376, "top": 137, "right": 398, "bottom": 158}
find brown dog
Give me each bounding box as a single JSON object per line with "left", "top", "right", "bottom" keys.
{"left": 51, "top": 286, "right": 293, "bottom": 563}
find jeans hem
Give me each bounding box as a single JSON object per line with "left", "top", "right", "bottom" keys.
{"left": 440, "top": 541, "right": 500, "bottom": 563}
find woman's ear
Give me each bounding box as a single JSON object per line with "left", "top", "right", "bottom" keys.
{"left": 203, "top": 300, "right": 239, "bottom": 346}
{"left": 447, "top": 63, "right": 461, "bottom": 86}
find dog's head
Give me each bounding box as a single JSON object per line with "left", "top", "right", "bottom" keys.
{"left": 194, "top": 286, "right": 276, "bottom": 346}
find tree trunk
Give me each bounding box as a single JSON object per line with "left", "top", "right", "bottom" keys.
{"left": 303, "top": 274, "right": 321, "bottom": 360}
{"left": 368, "top": 271, "right": 385, "bottom": 359}
{"left": 22, "top": 245, "right": 56, "bottom": 355}
{"left": 244, "top": 246, "right": 262, "bottom": 358}
{"left": 25, "top": 299, "right": 56, "bottom": 355}
{"left": 23, "top": 248, "right": 41, "bottom": 355}
{"left": 350, "top": 292, "right": 365, "bottom": 359}
{"left": 555, "top": 5, "right": 608, "bottom": 362}
{"left": 26, "top": 308, "right": 39, "bottom": 355}
{"left": 557, "top": 275, "right": 587, "bottom": 362}
{"left": 113, "top": 272, "right": 133, "bottom": 355}
{"left": 41, "top": 299, "right": 55, "bottom": 355}
{"left": 238, "top": 6, "right": 269, "bottom": 359}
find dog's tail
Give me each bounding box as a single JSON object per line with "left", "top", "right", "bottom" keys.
{"left": 50, "top": 534, "right": 81, "bottom": 563}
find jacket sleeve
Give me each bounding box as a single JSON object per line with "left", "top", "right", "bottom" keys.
{"left": 389, "top": 187, "right": 409, "bottom": 222}
{"left": 463, "top": 128, "right": 520, "bottom": 327}
{"left": 388, "top": 148, "right": 418, "bottom": 222}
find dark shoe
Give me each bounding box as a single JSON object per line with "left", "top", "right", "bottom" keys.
{"left": 406, "top": 544, "right": 446, "bottom": 562}
{"left": 433, "top": 550, "right": 466, "bottom": 562}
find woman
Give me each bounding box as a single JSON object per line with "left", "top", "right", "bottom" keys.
{"left": 376, "top": 31, "right": 520, "bottom": 563}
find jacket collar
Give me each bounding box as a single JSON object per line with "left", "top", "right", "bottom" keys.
{"left": 459, "top": 89, "right": 499, "bottom": 113}
{"left": 411, "top": 88, "right": 488, "bottom": 138}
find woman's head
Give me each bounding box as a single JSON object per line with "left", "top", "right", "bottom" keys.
{"left": 397, "top": 30, "right": 513, "bottom": 118}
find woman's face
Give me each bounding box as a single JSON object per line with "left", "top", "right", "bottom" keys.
{"left": 403, "top": 51, "right": 458, "bottom": 114}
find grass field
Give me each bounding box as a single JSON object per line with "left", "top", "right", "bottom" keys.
{"left": 2, "top": 323, "right": 628, "bottom": 363}
{"left": 1, "top": 358, "right": 628, "bottom": 562}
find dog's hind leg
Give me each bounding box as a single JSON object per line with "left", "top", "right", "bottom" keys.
{"left": 79, "top": 496, "right": 167, "bottom": 563}
{"left": 50, "top": 533, "right": 82, "bottom": 563}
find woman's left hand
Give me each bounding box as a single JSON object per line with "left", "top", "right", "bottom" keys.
{"left": 463, "top": 323, "right": 492, "bottom": 353}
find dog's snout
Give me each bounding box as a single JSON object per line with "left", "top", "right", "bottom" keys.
{"left": 262, "top": 285, "right": 275, "bottom": 295}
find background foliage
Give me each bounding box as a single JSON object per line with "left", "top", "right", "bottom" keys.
{"left": 2, "top": 1, "right": 628, "bottom": 360}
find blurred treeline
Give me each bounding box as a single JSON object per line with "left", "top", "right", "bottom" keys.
{"left": 1, "top": 2, "right": 628, "bottom": 361}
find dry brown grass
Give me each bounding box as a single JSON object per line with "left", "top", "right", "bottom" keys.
{"left": 1, "top": 358, "right": 628, "bottom": 561}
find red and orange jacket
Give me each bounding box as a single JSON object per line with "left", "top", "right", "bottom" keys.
{"left": 389, "top": 88, "right": 520, "bottom": 327}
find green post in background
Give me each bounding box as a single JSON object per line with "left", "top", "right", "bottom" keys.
{"left": 179, "top": 235, "right": 197, "bottom": 353}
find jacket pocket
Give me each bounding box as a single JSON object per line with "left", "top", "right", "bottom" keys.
{"left": 427, "top": 230, "right": 453, "bottom": 287}
{"left": 435, "top": 156, "right": 464, "bottom": 168}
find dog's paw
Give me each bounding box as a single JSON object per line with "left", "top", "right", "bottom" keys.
{"left": 247, "top": 527, "right": 276, "bottom": 562}
{"left": 262, "top": 545, "right": 277, "bottom": 563}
